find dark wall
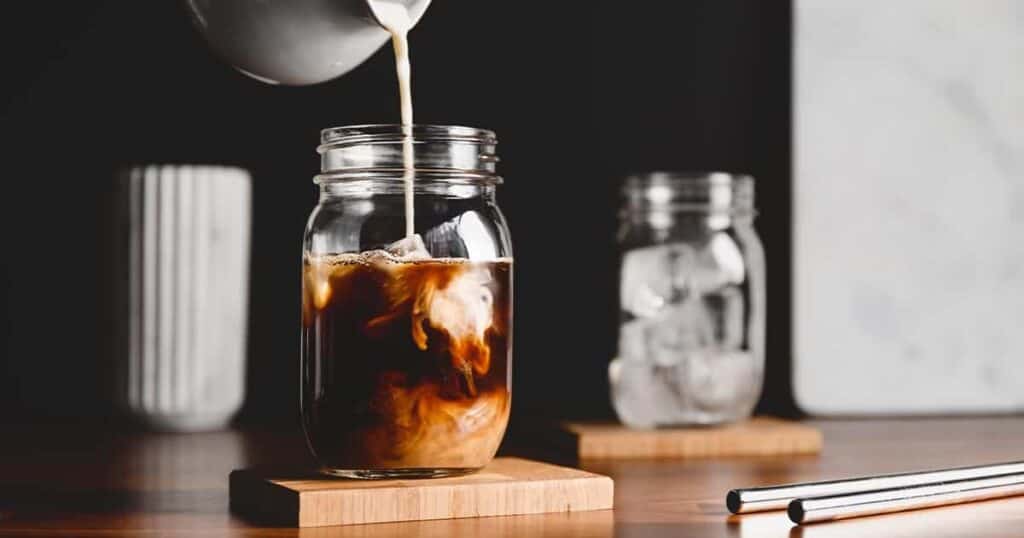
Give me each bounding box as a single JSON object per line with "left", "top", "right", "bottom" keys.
{"left": 0, "top": 0, "right": 793, "bottom": 424}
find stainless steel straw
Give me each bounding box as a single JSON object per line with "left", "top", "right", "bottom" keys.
{"left": 726, "top": 460, "right": 1024, "bottom": 514}
{"left": 789, "top": 472, "right": 1024, "bottom": 524}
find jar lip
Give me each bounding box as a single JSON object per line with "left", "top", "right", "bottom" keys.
{"left": 621, "top": 170, "right": 756, "bottom": 214}
{"left": 318, "top": 124, "right": 501, "bottom": 183}
{"left": 320, "top": 124, "right": 497, "bottom": 148}
{"left": 623, "top": 171, "right": 754, "bottom": 188}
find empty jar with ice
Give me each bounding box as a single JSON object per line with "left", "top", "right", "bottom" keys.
{"left": 611, "top": 172, "right": 765, "bottom": 427}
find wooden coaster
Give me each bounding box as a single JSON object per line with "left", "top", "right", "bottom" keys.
{"left": 562, "top": 417, "right": 823, "bottom": 459}
{"left": 229, "top": 457, "right": 613, "bottom": 527}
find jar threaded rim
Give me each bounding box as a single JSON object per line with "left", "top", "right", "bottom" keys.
{"left": 317, "top": 124, "right": 500, "bottom": 184}
{"left": 622, "top": 171, "right": 755, "bottom": 214}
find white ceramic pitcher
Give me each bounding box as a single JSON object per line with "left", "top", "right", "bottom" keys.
{"left": 184, "top": 0, "right": 431, "bottom": 85}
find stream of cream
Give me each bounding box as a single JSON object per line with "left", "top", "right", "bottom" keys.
{"left": 371, "top": 1, "right": 429, "bottom": 238}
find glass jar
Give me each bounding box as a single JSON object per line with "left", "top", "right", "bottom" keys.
{"left": 301, "top": 124, "right": 513, "bottom": 479}
{"left": 611, "top": 172, "right": 765, "bottom": 427}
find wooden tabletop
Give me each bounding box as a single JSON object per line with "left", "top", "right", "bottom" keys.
{"left": 2, "top": 418, "right": 1024, "bottom": 537}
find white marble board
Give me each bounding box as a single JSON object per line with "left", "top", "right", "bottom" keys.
{"left": 794, "top": 0, "right": 1024, "bottom": 414}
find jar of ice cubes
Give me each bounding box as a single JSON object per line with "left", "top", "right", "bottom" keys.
{"left": 611, "top": 172, "right": 765, "bottom": 427}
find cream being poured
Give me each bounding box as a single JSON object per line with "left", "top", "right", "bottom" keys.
{"left": 368, "top": 0, "right": 431, "bottom": 239}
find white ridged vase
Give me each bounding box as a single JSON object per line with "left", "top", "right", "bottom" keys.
{"left": 115, "top": 165, "right": 251, "bottom": 431}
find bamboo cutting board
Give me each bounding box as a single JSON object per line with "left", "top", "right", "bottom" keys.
{"left": 562, "top": 417, "right": 822, "bottom": 459}
{"left": 229, "top": 458, "right": 613, "bottom": 527}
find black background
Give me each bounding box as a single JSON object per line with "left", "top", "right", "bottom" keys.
{"left": 0, "top": 0, "right": 794, "bottom": 425}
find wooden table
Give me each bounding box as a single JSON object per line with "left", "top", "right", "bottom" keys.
{"left": 2, "top": 418, "right": 1023, "bottom": 537}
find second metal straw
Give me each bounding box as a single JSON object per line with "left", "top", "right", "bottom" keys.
{"left": 789, "top": 472, "right": 1024, "bottom": 524}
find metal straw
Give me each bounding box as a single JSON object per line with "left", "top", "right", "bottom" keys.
{"left": 726, "top": 460, "right": 1024, "bottom": 514}
{"left": 789, "top": 471, "right": 1024, "bottom": 524}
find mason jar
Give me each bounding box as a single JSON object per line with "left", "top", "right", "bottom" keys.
{"left": 301, "top": 124, "right": 513, "bottom": 478}
{"left": 611, "top": 172, "right": 765, "bottom": 427}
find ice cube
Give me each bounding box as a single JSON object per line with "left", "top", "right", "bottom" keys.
{"left": 621, "top": 286, "right": 722, "bottom": 367}
{"left": 645, "top": 299, "right": 716, "bottom": 366}
{"left": 386, "top": 233, "right": 431, "bottom": 260}
{"left": 425, "top": 265, "right": 493, "bottom": 343}
{"left": 618, "top": 318, "right": 650, "bottom": 363}
{"left": 612, "top": 350, "right": 761, "bottom": 426}
{"left": 674, "top": 233, "right": 746, "bottom": 294}
{"left": 609, "top": 358, "right": 655, "bottom": 428}
{"left": 610, "top": 358, "right": 688, "bottom": 428}
{"left": 685, "top": 350, "right": 759, "bottom": 413}
{"left": 621, "top": 244, "right": 693, "bottom": 317}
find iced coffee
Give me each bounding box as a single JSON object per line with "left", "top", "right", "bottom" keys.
{"left": 301, "top": 249, "right": 512, "bottom": 478}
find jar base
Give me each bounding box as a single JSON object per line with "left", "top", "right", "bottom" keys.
{"left": 318, "top": 467, "right": 482, "bottom": 480}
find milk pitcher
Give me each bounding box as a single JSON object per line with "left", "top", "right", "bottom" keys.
{"left": 184, "top": 0, "right": 431, "bottom": 85}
